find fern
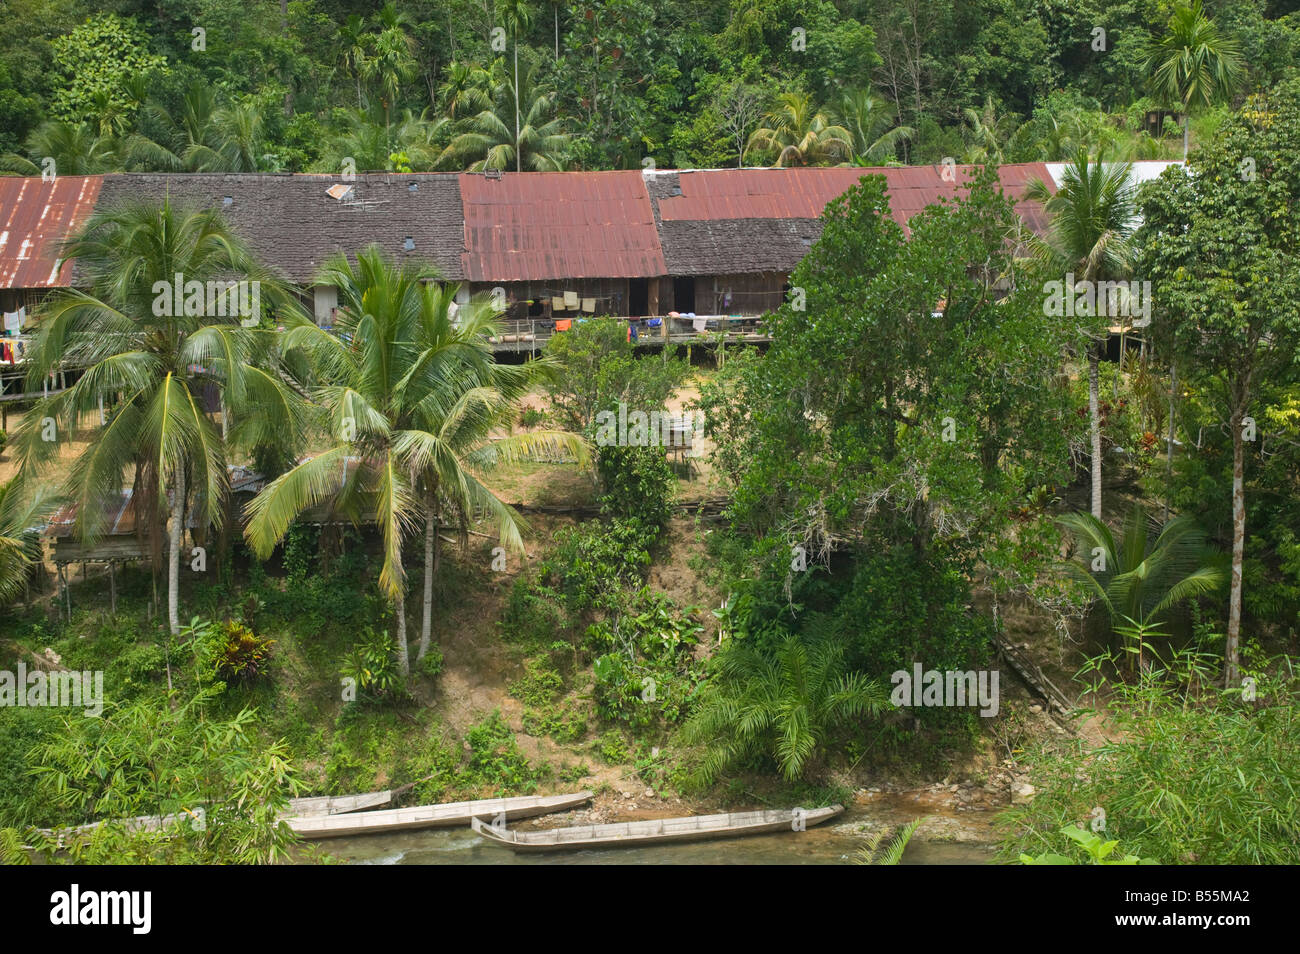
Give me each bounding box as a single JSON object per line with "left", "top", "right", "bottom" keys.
{"left": 855, "top": 817, "right": 925, "bottom": 865}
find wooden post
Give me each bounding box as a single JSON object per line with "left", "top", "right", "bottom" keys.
{"left": 109, "top": 562, "right": 117, "bottom": 616}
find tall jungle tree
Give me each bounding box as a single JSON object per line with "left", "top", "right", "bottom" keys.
{"left": 1136, "top": 78, "right": 1300, "bottom": 687}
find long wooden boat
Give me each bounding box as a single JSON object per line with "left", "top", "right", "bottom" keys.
{"left": 286, "top": 791, "right": 594, "bottom": 840}
{"left": 285, "top": 791, "right": 392, "bottom": 816}
{"left": 470, "top": 804, "right": 844, "bottom": 853}
{"left": 43, "top": 790, "right": 395, "bottom": 838}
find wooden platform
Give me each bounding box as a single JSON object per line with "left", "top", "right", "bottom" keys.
{"left": 286, "top": 791, "right": 594, "bottom": 840}
{"left": 471, "top": 804, "right": 844, "bottom": 853}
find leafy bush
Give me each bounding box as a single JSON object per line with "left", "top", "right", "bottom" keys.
{"left": 537, "top": 518, "right": 657, "bottom": 615}
{"left": 6, "top": 689, "right": 299, "bottom": 864}
{"left": 587, "top": 588, "right": 704, "bottom": 729}
{"left": 416, "top": 646, "right": 444, "bottom": 680}
{"left": 596, "top": 445, "right": 676, "bottom": 529}
{"left": 1019, "top": 826, "right": 1158, "bottom": 865}
{"left": 521, "top": 702, "right": 588, "bottom": 744}
{"left": 465, "top": 711, "right": 544, "bottom": 791}
{"left": 501, "top": 578, "right": 569, "bottom": 647}
{"left": 340, "top": 629, "right": 407, "bottom": 705}
{"left": 683, "top": 634, "right": 892, "bottom": 783}
{"left": 595, "top": 728, "right": 631, "bottom": 764}
{"left": 205, "top": 620, "right": 275, "bottom": 686}
{"left": 0, "top": 708, "right": 59, "bottom": 826}
{"left": 834, "top": 546, "right": 994, "bottom": 693}
{"left": 509, "top": 658, "right": 564, "bottom": 707}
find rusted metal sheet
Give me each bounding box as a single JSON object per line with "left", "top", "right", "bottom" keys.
{"left": 657, "top": 165, "right": 1054, "bottom": 236}
{"left": 46, "top": 490, "right": 139, "bottom": 539}
{"left": 460, "top": 171, "right": 666, "bottom": 281}
{"left": 0, "top": 176, "right": 102, "bottom": 289}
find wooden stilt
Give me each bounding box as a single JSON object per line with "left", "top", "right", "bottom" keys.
{"left": 109, "top": 562, "right": 117, "bottom": 616}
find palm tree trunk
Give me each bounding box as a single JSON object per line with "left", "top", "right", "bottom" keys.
{"left": 1182, "top": 113, "right": 1189, "bottom": 159}
{"left": 417, "top": 490, "right": 439, "bottom": 662}
{"left": 514, "top": 40, "right": 521, "bottom": 173}
{"left": 1164, "top": 361, "right": 1176, "bottom": 522}
{"left": 167, "top": 465, "right": 185, "bottom": 637}
{"left": 1089, "top": 346, "right": 1102, "bottom": 520}
{"left": 1226, "top": 403, "right": 1246, "bottom": 688}
{"left": 394, "top": 590, "right": 410, "bottom": 675}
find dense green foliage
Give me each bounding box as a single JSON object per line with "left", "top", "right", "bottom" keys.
{"left": 1137, "top": 74, "right": 1300, "bottom": 682}
{"left": 7, "top": 0, "right": 1294, "bottom": 171}
{"left": 3, "top": 6, "right": 1300, "bottom": 861}
{"left": 1002, "top": 651, "right": 1300, "bottom": 865}
{"left": 1, "top": 688, "right": 300, "bottom": 864}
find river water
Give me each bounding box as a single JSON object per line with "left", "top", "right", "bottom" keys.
{"left": 311, "top": 809, "right": 999, "bottom": 865}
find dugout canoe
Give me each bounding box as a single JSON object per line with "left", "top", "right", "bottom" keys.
{"left": 470, "top": 804, "right": 844, "bottom": 853}
{"left": 286, "top": 791, "right": 594, "bottom": 840}
{"left": 285, "top": 791, "right": 393, "bottom": 816}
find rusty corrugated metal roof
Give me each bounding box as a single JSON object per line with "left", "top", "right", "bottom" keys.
{"left": 0, "top": 175, "right": 102, "bottom": 289}
{"left": 4, "top": 168, "right": 1057, "bottom": 291}
{"left": 657, "top": 164, "right": 1054, "bottom": 237}
{"left": 460, "top": 171, "right": 666, "bottom": 281}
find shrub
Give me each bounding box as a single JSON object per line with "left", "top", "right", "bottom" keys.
{"left": 509, "top": 658, "right": 564, "bottom": 707}
{"left": 537, "top": 518, "right": 657, "bottom": 615}
{"left": 340, "top": 628, "right": 407, "bottom": 705}
{"left": 835, "top": 546, "right": 994, "bottom": 687}
{"left": 416, "top": 647, "right": 444, "bottom": 680}
{"left": 466, "top": 711, "right": 543, "bottom": 791}
{"left": 596, "top": 728, "right": 630, "bottom": 764}
{"left": 208, "top": 620, "right": 275, "bottom": 685}
{"left": 596, "top": 445, "right": 676, "bottom": 529}
{"left": 501, "top": 578, "right": 568, "bottom": 646}
{"left": 587, "top": 588, "right": 704, "bottom": 729}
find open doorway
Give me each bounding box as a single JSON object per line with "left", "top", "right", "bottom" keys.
{"left": 673, "top": 276, "right": 695, "bottom": 313}
{"left": 629, "top": 278, "right": 648, "bottom": 317}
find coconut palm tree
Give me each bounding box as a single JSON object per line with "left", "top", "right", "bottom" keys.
{"left": 339, "top": 13, "right": 372, "bottom": 109}
{"left": 244, "top": 247, "right": 585, "bottom": 673}
{"left": 1060, "top": 505, "right": 1225, "bottom": 671}
{"left": 683, "top": 633, "right": 890, "bottom": 782}
{"left": 317, "top": 107, "right": 446, "bottom": 173}
{"left": 0, "top": 480, "right": 54, "bottom": 601}
{"left": 1026, "top": 148, "right": 1137, "bottom": 519}
{"left": 0, "top": 121, "right": 122, "bottom": 176}
{"left": 439, "top": 61, "right": 568, "bottom": 172}
{"left": 11, "top": 200, "right": 307, "bottom": 635}
{"left": 746, "top": 91, "right": 852, "bottom": 167}
{"left": 1145, "top": 0, "right": 1243, "bottom": 158}
{"left": 961, "top": 94, "right": 1012, "bottom": 164}
{"left": 363, "top": 3, "right": 418, "bottom": 137}
{"left": 127, "top": 82, "right": 266, "bottom": 173}
{"left": 497, "top": 0, "right": 534, "bottom": 173}
{"left": 832, "top": 88, "right": 913, "bottom": 165}
{"left": 437, "top": 62, "right": 491, "bottom": 119}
